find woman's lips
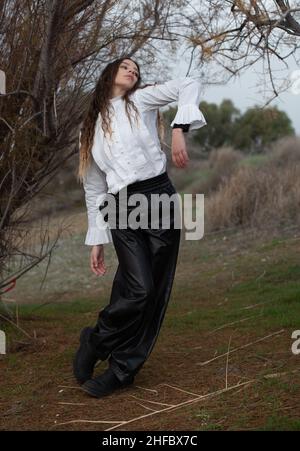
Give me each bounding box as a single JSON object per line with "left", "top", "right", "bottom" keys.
{"left": 125, "top": 75, "right": 133, "bottom": 80}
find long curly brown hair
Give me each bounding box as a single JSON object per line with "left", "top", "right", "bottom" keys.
{"left": 77, "top": 56, "right": 165, "bottom": 183}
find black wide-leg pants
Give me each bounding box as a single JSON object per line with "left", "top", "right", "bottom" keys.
{"left": 88, "top": 171, "right": 181, "bottom": 384}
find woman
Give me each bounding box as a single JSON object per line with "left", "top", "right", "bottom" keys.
{"left": 74, "top": 56, "right": 207, "bottom": 398}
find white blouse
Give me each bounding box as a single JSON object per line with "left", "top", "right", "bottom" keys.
{"left": 81, "top": 76, "right": 207, "bottom": 246}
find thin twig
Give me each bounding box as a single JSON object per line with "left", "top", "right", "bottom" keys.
{"left": 134, "top": 403, "right": 157, "bottom": 412}
{"left": 197, "top": 329, "right": 285, "bottom": 366}
{"left": 53, "top": 380, "right": 254, "bottom": 430}
{"left": 238, "top": 300, "right": 274, "bottom": 310}
{"left": 52, "top": 366, "right": 300, "bottom": 430}
{"left": 135, "top": 385, "right": 159, "bottom": 395}
{"left": 206, "top": 314, "right": 261, "bottom": 335}
{"left": 0, "top": 313, "right": 31, "bottom": 339}
{"left": 160, "top": 383, "right": 201, "bottom": 398}
{"left": 53, "top": 419, "right": 126, "bottom": 427}
{"left": 127, "top": 395, "right": 174, "bottom": 407}
{"left": 57, "top": 402, "right": 88, "bottom": 406}
{"left": 225, "top": 335, "right": 232, "bottom": 389}
{"left": 57, "top": 385, "right": 82, "bottom": 390}
{"left": 263, "top": 368, "right": 300, "bottom": 379}
{"left": 105, "top": 380, "right": 255, "bottom": 431}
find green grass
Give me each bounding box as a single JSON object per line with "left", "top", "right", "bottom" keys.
{"left": 225, "top": 263, "right": 300, "bottom": 330}
{"left": 0, "top": 297, "right": 101, "bottom": 321}
{"left": 239, "top": 154, "right": 270, "bottom": 167}
{"left": 258, "top": 415, "right": 300, "bottom": 431}
{"left": 257, "top": 238, "right": 285, "bottom": 252}
{"left": 164, "top": 257, "right": 300, "bottom": 334}
{"left": 133, "top": 228, "right": 300, "bottom": 338}
{"left": 3, "top": 241, "right": 300, "bottom": 337}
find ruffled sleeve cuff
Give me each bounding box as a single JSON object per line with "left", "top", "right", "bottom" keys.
{"left": 85, "top": 226, "right": 113, "bottom": 246}
{"left": 170, "top": 104, "right": 207, "bottom": 131}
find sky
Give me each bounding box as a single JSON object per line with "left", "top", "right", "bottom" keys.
{"left": 171, "top": 45, "right": 300, "bottom": 136}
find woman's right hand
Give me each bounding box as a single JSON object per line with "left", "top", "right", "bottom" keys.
{"left": 90, "top": 244, "right": 107, "bottom": 276}
{"left": 171, "top": 128, "right": 189, "bottom": 168}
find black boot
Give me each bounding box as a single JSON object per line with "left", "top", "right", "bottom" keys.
{"left": 73, "top": 327, "right": 101, "bottom": 385}
{"left": 81, "top": 367, "right": 134, "bottom": 398}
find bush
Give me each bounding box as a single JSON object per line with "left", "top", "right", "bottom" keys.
{"left": 194, "top": 146, "right": 242, "bottom": 194}
{"left": 205, "top": 163, "right": 300, "bottom": 231}
{"left": 267, "top": 135, "right": 300, "bottom": 168}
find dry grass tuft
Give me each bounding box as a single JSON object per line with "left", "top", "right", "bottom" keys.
{"left": 205, "top": 162, "right": 300, "bottom": 231}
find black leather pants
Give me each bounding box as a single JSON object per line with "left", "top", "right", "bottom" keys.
{"left": 88, "top": 171, "right": 181, "bottom": 384}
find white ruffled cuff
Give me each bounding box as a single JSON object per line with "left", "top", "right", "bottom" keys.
{"left": 170, "top": 104, "right": 207, "bottom": 131}
{"left": 85, "top": 226, "right": 113, "bottom": 246}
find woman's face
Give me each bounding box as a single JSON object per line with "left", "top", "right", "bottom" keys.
{"left": 114, "top": 59, "right": 139, "bottom": 91}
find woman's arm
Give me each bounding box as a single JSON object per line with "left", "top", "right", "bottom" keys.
{"left": 133, "top": 77, "right": 207, "bottom": 131}
{"left": 82, "top": 155, "right": 112, "bottom": 246}
{"left": 82, "top": 154, "right": 112, "bottom": 276}
{"left": 171, "top": 128, "right": 189, "bottom": 169}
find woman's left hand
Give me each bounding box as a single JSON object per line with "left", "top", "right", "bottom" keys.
{"left": 171, "top": 129, "right": 189, "bottom": 168}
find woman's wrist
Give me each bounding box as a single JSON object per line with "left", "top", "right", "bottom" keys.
{"left": 172, "top": 123, "right": 190, "bottom": 133}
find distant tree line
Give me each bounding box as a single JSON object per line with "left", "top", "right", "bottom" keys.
{"left": 165, "top": 99, "right": 295, "bottom": 154}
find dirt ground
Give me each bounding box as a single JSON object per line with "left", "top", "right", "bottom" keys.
{"left": 1, "top": 208, "right": 300, "bottom": 430}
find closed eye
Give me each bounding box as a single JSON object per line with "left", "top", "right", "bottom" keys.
{"left": 121, "top": 64, "right": 139, "bottom": 77}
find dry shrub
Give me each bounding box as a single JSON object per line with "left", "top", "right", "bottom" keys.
{"left": 205, "top": 164, "right": 300, "bottom": 231}
{"left": 208, "top": 146, "right": 243, "bottom": 172}
{"left": 170, "top": 160, "right": 206, "bottom": 191}
{"left": 267, "top": 135, "right": 300, "bottom": 168}
{"left": 196, "top": 146, "right": 243, "bottom": 194}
